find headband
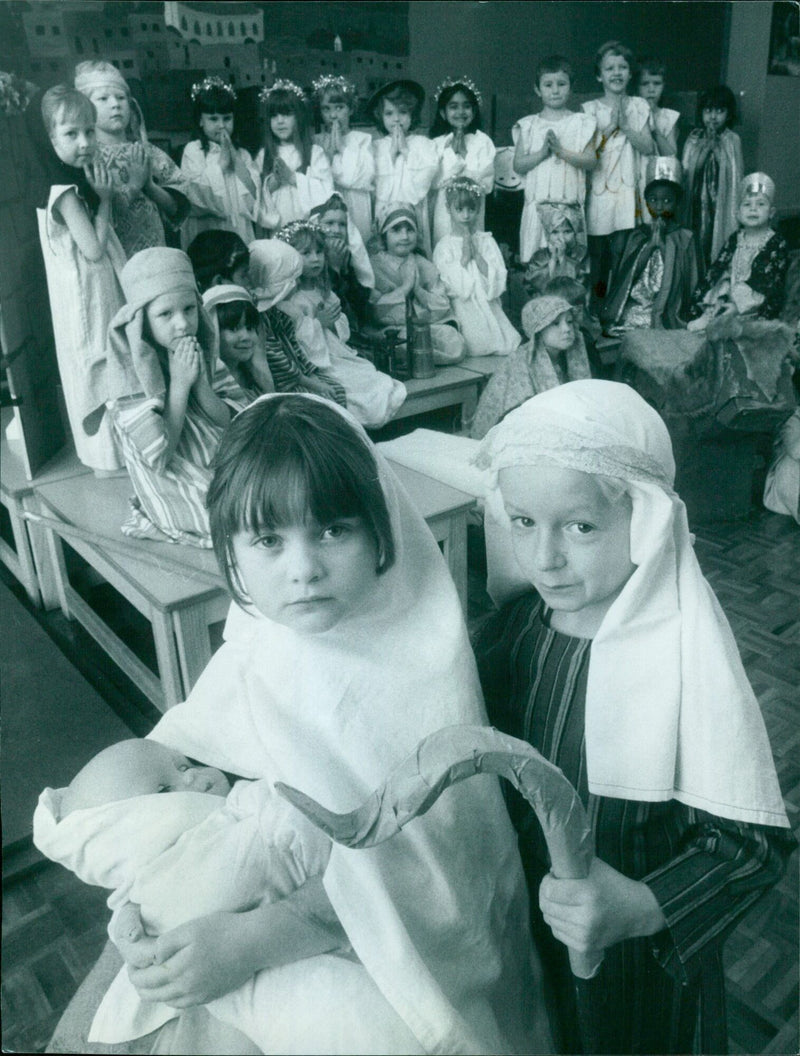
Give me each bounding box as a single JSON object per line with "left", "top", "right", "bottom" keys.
{"left": 434, "top": 76, "right": 482, "bottom": 107}
{"left": 274, "top": 218, "right": 323, "bottom": 246}
{"left": 202, "top": 284, "right": 255, "bottom": 313}
{"left": 259, "top": 79, "right": 306, "bottom": 104}
{"left": 377, "top": 203, "right": 417, "bottom": 234}
{"left": 312, "top": 74, "right": 357, "bottom": 101}
{"left": 191, "top": 76, "right": 236, "bottom": 103}
{"left": 74, "top": 64, "right": 129, "bottom": 96}
{"left": 444, "top": 176, "right": 485, "bottom": 202}
{"left": 739, "top": 171, "right": 775, "bottom": 202}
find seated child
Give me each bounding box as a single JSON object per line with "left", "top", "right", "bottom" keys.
{"left": 310, "top": 192, "right": 375, "bottom": 331}
{"left": 371, "top": 80, "right": 439, "bottom": 257}
{"left": 312, "top": 75, "right": 375, "bottom": 245}
{"left": 186, "top": 228, "right": 253, "bottom": 292}
{"left": 32, "top": 738, "right": 405, "bottom": 1054}
{"left": 248, "top": 237, "right": 347, "bottom": 405}
{"left": 470, "top": 294, "right": 591, "bottom": 438}
{"left": 472, "top": 380, "right": 795, "bottom": 1054}
{"left": 543, "top": 274, "right": 605, "bottom": 376}
{"left": 97, "top": 248, "right": 233, "bottom": 547}
{"left": 688, "top": 171, "right": 791, "bottom": 329}
{"left": 370, "top": 202, "right": 466, "bottom": 365}
{"left": 277, "top": 220, "right": 407, "bottom": 427}
{"left": 433, "top": 176, "right": 520, "bottom": 356}
{"left": 602, "top": 156, "right": 698, "bottom": 334}
{"left": 682, "top": 85, "right": 743, "bottom": 277}
{"left": 523, "top": 202, "right": 590, "bottom": 297}
{"left": 202, "top": 284, "right": 276, "bottom": 402}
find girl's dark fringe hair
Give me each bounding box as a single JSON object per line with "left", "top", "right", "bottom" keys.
{"left": 696, "top": 85, "right": 737, "bottom": 128}
{"left": 193, "top": 84, "right": 242, "bottom": 153}
{"left": 260, "top": 88, "right": 313, "bottom": 179}
{"left": 207, "top": 396, "right": 396, "bottom": 606}
{"left": 186, "top": 229, "right": 250, "bottom": 293}
{"left": 429, "top": 83, "right": 482, "bottom": 137}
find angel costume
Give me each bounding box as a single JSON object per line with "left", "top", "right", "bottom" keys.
{"left": 682, "top": 128, "right": 743, "bottom": 277}
{"left": 473, "top": 381, "right": 795, "bottom": 1054}
{"left": 512, "top": 111, "right": 596, "bottom": 260}
{"left": 431, "top": 129, "right": 496, "bottom": 245}
{"left": 254, "top": 144, "right": 333, "bottom": 228}
{"left": 280, "top": 288, "right": 406, "bottom": 427}
{"left": 34, "top": 779, "right": 407, "bottom": 1053}
{"left": 316, "top": 129, "right": 376, "bottom": 245}
{"left": 373, "top": 134, "right": 439, "bottom": 256}
{"left": 180, "top": 139, "right": 277, "bottom": 249}
{"left": 433, "top": 232, "right": 521, "bottom": 356}
{"left": 583, "top": 96, "right": 651, "bottom": 235}
{"left": 37, "top": 185, "right": 126, "bottom": 472}
{"left": 136, "top": 393, "right": 553, "bottom": 1055}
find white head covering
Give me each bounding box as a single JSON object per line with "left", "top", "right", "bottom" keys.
{"left": 73, "top": 61, "right": 148, "bottom": 143}
{"left": 477, "top": 380, "right": 789, "bottom": 828}
{"left": 149, "top": 393, "right": 550, "bottom": 1054}
{"left": 248, "top": 238, "right": 302, "bottom": 310}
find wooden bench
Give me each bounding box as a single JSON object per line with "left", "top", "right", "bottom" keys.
{"left": 393, "top": 365, "right": 481, "bottom": 429}
{"left": 1, "top": 411, "right": 89, "bottom": 608}
{"left": 32, "top": 462, "right": 476, "bottom": 712}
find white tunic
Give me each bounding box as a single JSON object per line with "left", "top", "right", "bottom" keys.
{"left": 583, "top": 96, "right": 650, "bottom": 235}
{"left": 512, "top": 111, "right": 596, "bottom": 261}
{"left": 373, "top": 134, "right": 439, "bottom": 256}
{"left": 433, "top": 233, "right": 521, "bottom": 356}
{"left": 320, "top": 129, "right": 376, "bottom": 246}
{"left": 255, "top": 144, "right": 334, "bottom": 228}
{"left": 430, "top": 129, "right": 496, "bottom": 245}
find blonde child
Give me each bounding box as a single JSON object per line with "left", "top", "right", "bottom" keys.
{"left": 180, "top": 77, "right": 278, "bottom": 249}
{"left": 62, "top": 393, "right": 549, "bottom": 1055}
{"left": 429, "top": 77, "right": 496, "bottom": 245}
{"left": 277, "top": 221, "right": 406, "bottom": 427}
{"left": 371, "top": 80, "right": 439, "bottom": 257}
{"left": 33, "top": 85, "right": 125, "bottom": 472}
{"left": 433, "top": 177, "right": 520, "bottom": 356}
{"left": 99, "top": 248, "right": 233, "bottom": 547}
{"left": 256, "top": 80, "right": 333, "bottom": 229}
{"left": 635, "top": 57, "right": 679, "bottom": 219}
{"left": 472, "top": 380, "right": 794, "bottom": 1053}
{"left": 582, "top": 42, "right": 655, "bottom": 296}
{"left": 513, "top": 55, "right": 596, "bottom": 263}
{"left": 74, "top": 61, "right": 191, "bottom": 256}
{"left": 469, "top": 294, "right": 591, "bottom": 438}
{"left": 369, "top": 203, "right": 466, "bottom": 366}
{"left": 682, "top": 85, "right": 744, "bottom": 277}
{"left": 312, "top": 75, "right": 375, "bottom": 245}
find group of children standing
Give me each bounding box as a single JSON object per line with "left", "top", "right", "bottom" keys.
{"left": 24, "top": 37, "right": 797, "bottom": 1056}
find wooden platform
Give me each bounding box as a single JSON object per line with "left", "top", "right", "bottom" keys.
{"left": 393, "top": 365, "right": 481, "bottom": 427}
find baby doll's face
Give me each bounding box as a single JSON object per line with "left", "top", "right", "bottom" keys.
{"left": 645, "top": 183, "right": 678, "bottom": 220}
{"left": 271, "top": 111, "right": 296, "bottom": 141}
{"left": 49, "top": 110, "right": 96, "bottom": 168}
{"left": 738, "top": 192, "right": 772, "bottom": 230}
{"left": 384, "top": 220, "right": 417, "bottom": 257}
{"left": 539, "top": 310, "right": 575, "bottom": 352}
{"left": 122, "top": 742, "right": 230, "bottom": 797}
{"left": 448, "top": 198, "right": 480, "bottom": 228}
{"left": 317, "top": 208, "right": 348, "bottom": 241}
{"left": 231, "top": 517, "right": 379, "bottom": 633}
{"left": 442, "top": 90, "right": 474, "bottom": 130}
{"left": 200, "top": 112, "right": 234, "bottom": 144}
{"left": 146, "top": 289, "right": 199, "bottom": 349}
{"left": 220, "top": 312, "right": 258, "bottom": 364}
{"left": 499, "top": 462, "right": 636, "bottom": 638}
{"left": 702, "top": 106, "right": 728, "bottom": 134}
{"left": 320, "top": 95, "right": 351, "bottom": 132}
{"left": 597, "top": 52, "right": 631, "bottom": 94}
{"left": 638, "top": 72, "right": 665, "bottom": 105}
{"left": 536, "top": 71, "right": 571, "bottom": 110}
{"left": 89, "top": 86, "right": 130, "bottom": 136}
{"left": 381, "top": 99, "right": 412, "bottom": 135}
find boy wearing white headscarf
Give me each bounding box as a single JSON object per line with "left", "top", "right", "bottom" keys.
{"left": 473, "top": 380, "right": 795, "bottom": 1053}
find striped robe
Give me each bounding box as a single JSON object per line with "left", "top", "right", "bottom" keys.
{"left": 261, "top": 307, "right": 346, "bottom": 406}
{"left": 108, "top": 393, "right": 223, "bottom": 548}
{"left": 474, "top": 592, "right": 795, "bottom": 1055}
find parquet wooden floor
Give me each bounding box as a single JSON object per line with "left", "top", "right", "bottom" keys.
{"left": 2, "top": 508, "right": 798, "bottom": 1054}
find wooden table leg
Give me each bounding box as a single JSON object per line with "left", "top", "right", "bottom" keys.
{"left": 150, "top": 608, "right": 185, "bottom": 711}
{"left": 425, "top": 511, "right": 469, "bottom": 613}
{"left": 23, "top": 495, "right": 60, "bottom": 609}
{"left": 0, "top": 497, "right": 41, "bottom": 606}
{"left": 172, "top": 604, "right": 215, "bottom": 701}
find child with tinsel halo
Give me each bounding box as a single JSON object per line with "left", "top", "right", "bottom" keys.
{"left": 429, "top": 77, "right": 496, "bottom": 246}
{"left": 74, "top": 61, "right": 191, "bottom": 256}
{"left": 433, "top": 177, "right": 520, "bottom": 356}
{"left": 513, "top": 55, "right": 596, "bottom": 264}
{"left": 312, "top": 74, "right": 375, "bottom": 246}
{"left": 256, "top": 79, "right": 334, "bottom": 229}
{"left": 371, "top": 80, "right": 439, "bottom": 257}
{"left": 180, "top": 76, "right": 278, "bottom": 249}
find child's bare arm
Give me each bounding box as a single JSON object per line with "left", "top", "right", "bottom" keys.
{"left": 513, "top": 137, "right": 550, "bottom": 176}
{"left": 619, "top": 105, "right": 655, "bottom": 156}
{"left": 552, "top": 140, "right": 598, "bottom": 171}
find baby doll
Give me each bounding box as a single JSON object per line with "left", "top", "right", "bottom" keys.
{"left": 74, "top": 61, "right": 191, "bottom": 256}
{"left": 432, "top": 176, "right": 520, "bottom": 356}
{"left": 32, "top": 738, "right": 365, "bottom": 1054}
{"left": 370, "top": 202, "right": 465, "bottom": 365}
{"left": 688, "top": 172, "right": 791, "bottom": 330}
{"left": 469, "top": 294, "right": 592, "bottom": 438}
{"left": 277, "top": 220, "right": 407, "bottom": 427}
{"left": 429, "top": 77, "right": 496, "bottom": 245}
{"left": 312, "top": 75, "right": 375, "bottom": 245}
{"left": 371, "top": 80, "right": 439, "bottom": 257}
{"left": 602, "top": 156, "right": 698, "bottom": 333}
{"left": 682, "top": 85, "right": 744, "bottom": 277}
